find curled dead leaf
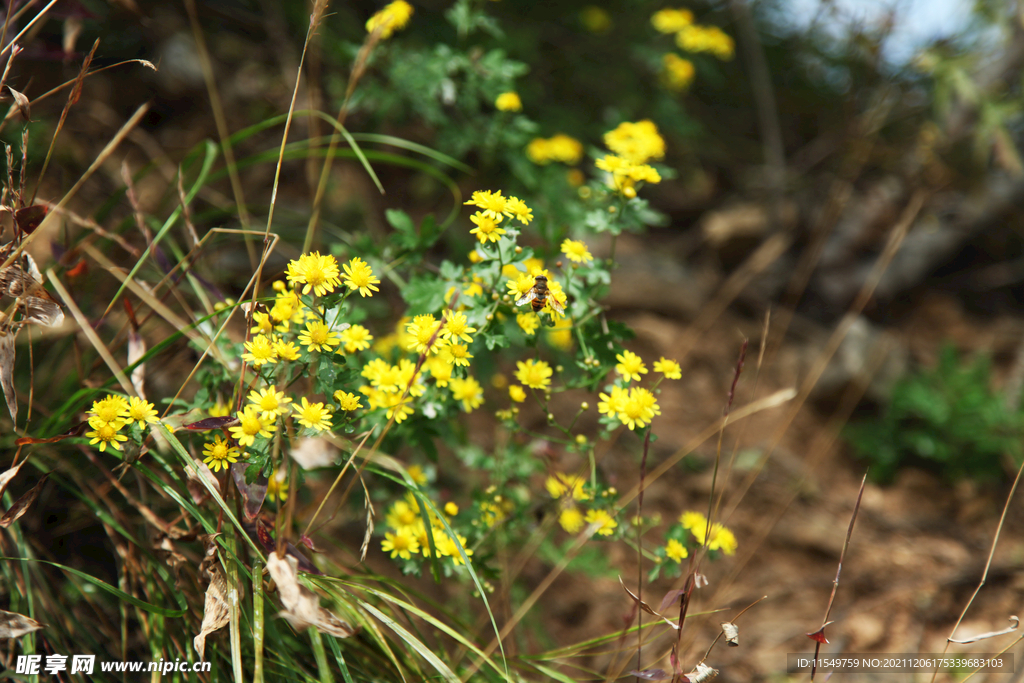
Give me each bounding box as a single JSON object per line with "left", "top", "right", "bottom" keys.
{"left": 0, "top": 473, "right": 49, "bottom": 528}
{"left": 15, "top": 421, "right": 89, "bottom": 445}
{"left": 193, "top": 564, "right": 230, "bottom": 660}
{"left": 721, "top": 622, "right": 739, "bottom": 646}
{"left": 0, "top": 330, "right": 16, "bottom": 423}
{"left": 265, "top": 553, "right": 354, "bottom": 638}
{"left": 0, "top": 608, "right": 44, "bottom": 638}
{"left": 6, "top": 86, "right": 30, "bottom": 121}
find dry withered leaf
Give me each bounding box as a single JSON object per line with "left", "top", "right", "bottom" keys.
{"left": 687, "top": 663, "right": 719, "bottom": 682}
{"left": 0, "top": 460, "right": 25, "bottom": 497}
{"left": 193, "top": 564, "right": 230, "bottom": 660}
{"left": 265, "top": 553, "right": 354, "bottom": 638}
{"left": 0, "top": 609, "right": 44, "bottom": 638}
{"left": 6, "top": 87, "right": 30, "bottom": 121}
{"left": 0, "top": 252, "right": 64, "bottom": 327}
{"left": 14, "top": 206, "right": 47, "bottom": 235}
{"left": 231, "top": 463, "right": 267, "bottom": 523}
{"left": 0, "top": 330, "right": 15, "bottom": 423}
{"left": 0, "top": 473, "right": 49, "bottom": 528}
{"left": 721, "top": 622, "right": 739, "bottom": 646}
{"left": 15, "top": 421, "right": 88, "bottom": 445}
{"left": 619, "top": 576, "right": 679, "bottom": 630}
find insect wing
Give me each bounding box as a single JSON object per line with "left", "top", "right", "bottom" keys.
{"left": 546, "top": 296, "right": 565, "bottom": 315}
{"left": 515, "top": 289, "right": 539, "bottom": 307}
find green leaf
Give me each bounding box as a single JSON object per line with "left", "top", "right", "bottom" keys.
{"left": 315, "top": 353, "right": 338, "bottom": 395}
{"left": 402, "top": 275, "right": 448, "bottom": 315}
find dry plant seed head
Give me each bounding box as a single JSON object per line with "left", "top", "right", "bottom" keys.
{"left": 687, "top": 662, "right": 719, "bottom": 682}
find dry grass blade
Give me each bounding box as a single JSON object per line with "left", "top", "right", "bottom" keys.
{"left": 0, "top": 0, "right": 60, "bottom": 58}
{"left": 0, "top": 328, "right": 15, "bottom": 423}
{"left": 808, "top": 473, "right": 867, "bottom": 681}
{"left": 930, "top": 448, "right": 1024, "bottom": 681}
{"left": 4, "top": 103, "right": 149, "bottom": 272}
{"left": 45, "top": 270, "right": 135, "bottom": 397}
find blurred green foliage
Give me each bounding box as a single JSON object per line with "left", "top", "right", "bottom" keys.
{"left": 845, "top": 343, "right": 1024, "bottom": 483}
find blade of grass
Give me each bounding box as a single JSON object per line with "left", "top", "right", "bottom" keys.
{"left": 358, "top": 600, "right": 461, "bottom": 683}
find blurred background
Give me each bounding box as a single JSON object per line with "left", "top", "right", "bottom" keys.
{"left": 7, "top": 0, "right": 1024, "bottom": 680}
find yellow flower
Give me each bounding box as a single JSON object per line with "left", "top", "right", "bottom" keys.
{"left": 242, "top": 334, "right": 278, "bottom": 367}
{"left": 444, "top": 501, "right": 459, "bottom": 516}
{"left": 676, "top": 24, "right": 734, "bottom": 60}
{"left": 266, "top": 471, "right": 288, "bottom": 502}
{"left": 248, "top": 385, "right": 292, "bottom": 420}
{"left": 202, "top": 435, "right": 240, "bottom": 472}
{"left": 123, "top": 397, "right": 159, "bottom": 427}
{"left": 339, "top": 324, "right": 374, "bottom": 353}
{"left": 651, "top": 8, "right": 693, "bottom": 33}
{"left": 615, "top": 350, "right": 648, "bottom": 382}
{"left": 441, "top": 311, "right": 476, "bottom": 343}
{"left": 546, "top": 473, "right": 588, "bottom": 501}
{"left": 406, "top": 314, "right": 442, "bottom": 354}
{"left": 604, "top": 120, "right": 665, "bottom": 164}
{"left": 662, "top": 53, "right": 695, "bottom": 91}
{"left": 654, "top": 357, "right": 682, "bottom": 379}
{"left": 547, "top": 316, "right": 573, "bottom": 350}
{"left": 464, "top": 189, "right": 510, "bottom": 220}
{"left": 334, "top": 391, "right": 362, "bottom": 411}
{"left": 298, "top": 320, "right": 341, "bottom": 353}
{"left": 526, "top": 135, "right": 584, "bottom": 165}
{"left": 598, "top": 385, "right": 628, "bottom": 419}
{"left": 381, "top": 529, "right": 420, "bottom": 560}
{"left": 665, "top": 538, "right": 688, "bottom": 562}
{"left": 709, "top": 524, "right": 737, "bottom": 555}
{"left": 506, "top": 273, "right": 535, "bottom": 301}
{"left": 560, "top": 239, "right": 593, "bottom": 264}
{"left": 285, "top": 252, "right": 341, "bottom": 297}
{"left": 618, "top": 387, "right": 660, "bottom": 430}
{"left": 680, "top": 510, "right": 707, "bottom": 531}
{"left": 516, "top": 312, "right": 540, "bottom": 336}
{"left": 559, "top": 506, "right": 585, "bottom": 533}
{"left": 86, "top": 422, "right": 128, "bottom": 452}
{"left": 424, "top": 354, "right": 453, "bottom": 387}
{"left": 441, "top": 340, "right": 473, "bottom": 367}
{"left": 366, "top": 0, "right": 413, "bottom": 39}
{"left": 250, "top": 311, "right": 274, "bottom": 335}
{"left": 438, "top": 532, "right": 474, "bottom": 565}
{"left": 495, "top": 92, "right": 522, "bottom": 111}
{"left": 381, "top": 392, "right": 414, "bottom": 423}
{"left": 469, "top": 212, "right": 506, "bottom": 244}
{"left": 449, "top": 375, "right": 484, "bottom": 412}
{"left": 274, "top": 339, "right": 301, "bottom": 361}
{"left": 228, "top": 405, "right": 275, "bottom": 447}
{"left": 505, "top": 196, "right": 533, "bottom": 224}
{"left": 341, "top": 257, "right": 381, "bottom": 297}
{"left": 386, "top": 500, "right": 420, "bottom": 530}
{"left": 585, "top": 508, "right": 618, "bottom": 536}
{"left": 362, "top": 358, "right": 400, "bottom": 391}
{"left": 508, "top": 385, "right": 526, "bottom": 403}
{"left": 294, "top": 397, "right": 333, "bottom": 432}
{"left": 209, "top": 400, "right": 231, "bottom": 418}
{"left": 88, "top": 395, "right": 129, "bottom": 427}
{"left": 515, "top": 358, "right": 553, "bottom": 390}
{"left": 407, "top": 464, "right": 428, "bottom": 486}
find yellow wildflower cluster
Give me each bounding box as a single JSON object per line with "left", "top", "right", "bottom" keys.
{"left": 595, "top": 120, "right": 666, "bottom": 198}
{"left": 85, "top": 395, "right": 159, "bottom": 453}
{"left": 495, "top": 92, "right": 522, "bottom": 111}
{"left": 464, "top": 190, "right": 533, "bottom": 245}
{"left": 366, "top": 0, "right": 413, "bottom": 39}
{"left": 526, "top": 134, "right": 585, "bottom": 166}
{"left": 662, "top": 53, "right": 696, "bottom": 91}
{"left": 680, "top": 510, "right": 738, "bottom": 555}
{"left": 676, "top": 24, "right": 734, "bottom": 60}
{"left": 381, "top": 494, "right": 473, "bottom": 566}
{"left": 561, "top": 239, "right": 593, "bottom": 264}
{"left": 651, "top": 8, "right": 734, "bottom": 61}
